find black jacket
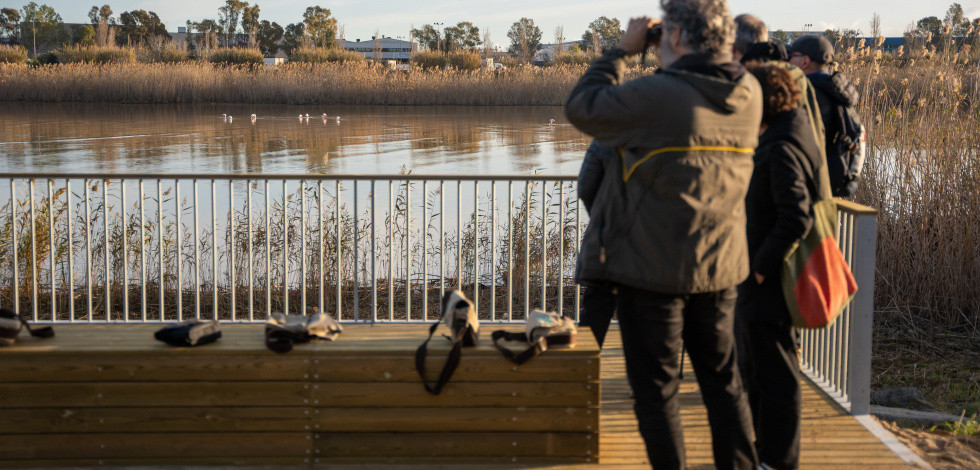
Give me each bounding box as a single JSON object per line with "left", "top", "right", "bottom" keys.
{"left": 808, "top": 71, "right": 859, "bottom": 191}
{"left": 739, "top": 107, "right": 821, "bottom": 322}
{"left": 577, "top": 141, "right": 616, "bottom": 214}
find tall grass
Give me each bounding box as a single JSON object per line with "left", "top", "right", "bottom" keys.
{"left": 208, "top": 47, "right": 264, "bottom": 66}
{"left": 53, "top": 45, "right": 136, "bottom": 64}
{"left": 0, "top": 45, "right": 28, "bottom": 64}
{"left": 289, "top": 47, "right": 365, "bottom": 64}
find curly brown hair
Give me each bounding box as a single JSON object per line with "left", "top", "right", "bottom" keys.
{"left": 748, "top": 65, "right": 800, "bottom": 124}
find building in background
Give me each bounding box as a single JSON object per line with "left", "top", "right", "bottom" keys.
{"left": 341, "top": 36, "right": 412, "bottom": 62}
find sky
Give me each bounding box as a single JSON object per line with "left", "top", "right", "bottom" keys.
{"left": 5, "top": 0, "right": 980, "bottom": 46}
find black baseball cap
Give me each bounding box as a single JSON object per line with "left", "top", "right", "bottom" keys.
{"left": 787, "top": 35, "right": 834, "bottom": 64}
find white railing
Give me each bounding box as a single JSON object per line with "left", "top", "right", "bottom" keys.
{"left": 0, "top": 173, "right": 582, "bottom": 324}
{"left": 0, "top": 173, "right": 878, "bottom": 415}
{"left": 799, "top": 199, "right": 877, "bottom": 415}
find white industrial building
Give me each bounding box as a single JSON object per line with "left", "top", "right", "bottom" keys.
{"left": 341, "top": 36, "right": 413, "bottom": 62}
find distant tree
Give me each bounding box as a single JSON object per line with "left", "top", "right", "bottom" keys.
{"left": 256, "top": 19, "right": 282, "bottom": 56}
{"left": 282, "top": 22, "right": 305, "bottom": 54}
{"left": 581, "top": 16, "right": 622, "bottom": 51}
{"left": 410, "top": 24, "right": 440, "bottom": 51}
{"left": 118, "top": 10, "right": 168, "bottom": 46}
{"left": 218, "top": 0, "right": 247, "bottom": 46}
{"left": 839, "top": 28, "right": 861, "bottom": 49}
{"left": 945, "top": 3, "right": 970, "bottom": 36}
{"left": 87, "top": 5, "right": 113, "bottom": 25}
{"left": 78, "top": 24, "right": 95, "bottom": 45}
{"left": 191, "top": 19, "right": 222, "bottom": 51}
{"left": 823, "top": 29, "right": 841, "bottom": 48}
{"left": 916, "top": 16, "right": 942, "bottom": 43}
{"left": 0, "top": 8, "right": 20, "bottom": 42}
{"left": 770, "top": 29, "right": 788, "bottom": 45}
{"left": 507, "top": 17, "right": 542, "bottom": 62}
{"left": 20, "top": 2, "right": 64, "bottom": 57}
{"left": 302, "top": 6, "right": 337, "bottom": 48}
{"left": 444, "top": 21, "right": 480, "bottom": 50}
{"left": 241, "top": 4, "right": 260, "bottom": 45}
{"left": 869, "top": 13, "right": 881, "bottom": 40}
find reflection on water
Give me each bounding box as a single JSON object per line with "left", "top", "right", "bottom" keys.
{"left": 0, "top": 102, "right": 591, "bottom": 175}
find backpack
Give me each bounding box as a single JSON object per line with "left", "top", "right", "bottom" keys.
{"left": 491, "top": 310, "right": 577, "bottom": 365}
{"left": 415, "top": 290, "right": 479, "bottom": 395}
{"left": 828, "top": 101, "right": 866, "bottom": 197}
{"left": 264, "top": 309, "right": 343, "bottom": 353}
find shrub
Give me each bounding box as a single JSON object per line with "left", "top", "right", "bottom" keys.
{"left": 209, "top": 47, "right": 264, "bottom": 66}
{"left": 138, "top": 47, "right": 190, "bottom": 64}
{"left": 54, "top": 45, "right": 135, "bottom": 64}
{"left": 289, "top": 47, "right": 365, "bottom": 64}
{"left": 551, "top": 51, "right": 594, "bottom": 66}
{"left": 446, "top": 51, "right": 482, "bottom": 71}
{"left": 0, "top": 45, "right": 28, "bottom": 64}
{"left": 411, "top": 51, "right": 447, "bottom": 70}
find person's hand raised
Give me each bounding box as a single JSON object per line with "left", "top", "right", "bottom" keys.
{"left": 619, "top": 17, "right": 661, "bottom": 56}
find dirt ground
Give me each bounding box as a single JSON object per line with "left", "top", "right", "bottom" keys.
{"left": 877, "top": 418, "right": 980, "bottom": 469}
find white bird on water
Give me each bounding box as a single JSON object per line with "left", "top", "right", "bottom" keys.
{"left": 548, "top": 119, "right": 556, "bottom": 125}
{"left": 227, "top": 115, "right": 233, "bottom": 123}
{"left": 335, "top": 115, "right": 341, "bottom": 124}
{"left": 298, "top": 114, "right": 303, "bottom": 121}
{"left": 250, "top": 114, "right": 257, "bottom": 124}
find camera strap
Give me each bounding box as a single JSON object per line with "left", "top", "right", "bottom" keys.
{"left": 415, "top": 321, "right": 472, "bottom": 395}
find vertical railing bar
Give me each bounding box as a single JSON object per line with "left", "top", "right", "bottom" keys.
{"left": 247, "top": 181, "right": 253, "bottom": 322}
{"left": 371, "top": 181, "right": 377, "bottom": 322}
{"left": 264, "top": 181, "right": 271, "bottom": 318}
{"left": 318, "top": 181, "right": 324, "bottom": 316}
{"left": 121, "top": 180, "right": 128, "bottom": 322}
{"left": 193, "top": 179, "right": 200, "bottom": 320}
{"left": 524, "top": 181, "right": 530, "bottom": 319}
{"left": 456, "top": 181, "right": 461, "bottom": 296}
{"left": 388, "top": 180, "right": 393, "bottom": 321}
{"left": 47, "top": 180, "right": 55, "bottom": 321}
{"left": 439, "top": 180, "right": 444, "bottom": 310}
{"left": 66, "top": 179, "right": 74, "bottom": 322}
{"left": 10, "top": 180, "right": 19, "bottom": 317}
{"left": 283, "top": 180, "right": 289, "bottom": 314}
{"left": 575, "top": 194, "right": 581, "bottom": 322}
{"left": 422, "top": 180, "right": 428, "bottom": 321}
{"left": 30, "top": 181, "right": 37, "bottom": 322}
{"left": 157, "top": 180, "right": 163, "bottom": 321}
{"left": 490, "top": 181, "right": 496, "bottom": 322}
{"left": 175, "top": 179, "right": 181, "bottom": 322}
{"left": 211, "top": 179, "right": 217, "bottom": 320}
{"left": 508, "top": 181, "right": 513, "bottom": 322}
{"left": 301, "top": 180, "right": 307, "bottom": 316}
{"left": 335, "top": 180, "right": 341, "bottom": 318}
{"left": 101, "top": 179, "right": 109, "bottom": 322}
{"left": 473, "top": 180, "right": 478, "bottom": 317}
{"left": 540, "top": 181, "right": 546, "bottom": 311}
{"left": 139, "top": 179, "right": 146, "bottom": 322}
{"left": 558, "top": 181, "right": 564, "bottom": 317}
{"left": 406, "top": 180, "right": 411, "bottom": 320}
{"left": 230, "top": 180, "right": 236, "bottom": 321}
{"left": 353, "top": 181, "right": 359, "bottom": 321}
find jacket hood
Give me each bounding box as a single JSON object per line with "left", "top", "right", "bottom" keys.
{"left": 661, "top": 53, "right": 756, "bottom": 113}
{"left": 760, "top": 107, "right": 823, "bottom": 179}
{"left": 808, "top": 72, "right": 859, "bottom": 107}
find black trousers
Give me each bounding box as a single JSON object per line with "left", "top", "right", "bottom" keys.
{"left": 736, "top": 281, "right": 803, "bottom": 470}
{"left": 579, "top": 285, "right": 616, "bottom": 347}
{"left": 617, "top": 285, "right": 757, "bottom": 470}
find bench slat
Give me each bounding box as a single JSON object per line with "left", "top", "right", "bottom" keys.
{"left": 314, "top": 432, "right": 598, "bottom": 459}
{"left": 0, "top": 432, "right": 310, "bottom": 460}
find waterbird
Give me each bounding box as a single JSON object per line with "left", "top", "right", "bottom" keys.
{"left": 305, "top": 113, "right": 310, "bottom": 119}
{"left": 548, "top": 119, "right": 556, "bottom": 125}
{"left": 250, "top": 114, "right": 257, "bottom": 123}
{"left": 336, "top": 116, "right": 341, "bottom": 124}
{"left": 227, "top": 116, "right": 233, "bottom": 123}
{"left": 298, "top": 114, "right": 304, "bottom": 121}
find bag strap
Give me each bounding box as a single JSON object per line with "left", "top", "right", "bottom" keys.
{"left": 415, "top": 321, "right": 469, "bottom": 395}
{"left": 264, "top": 325, "right": 307, "bottom": 353}
{"left": 491, "top": 330, "right": 548, "bottom": 366}
{"left": 18, "top": 317, "right": 54, "bottom": 339}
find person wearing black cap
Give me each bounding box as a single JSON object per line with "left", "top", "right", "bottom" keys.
{"left": 788, "top": 35, "right": 863, "bottom": 197}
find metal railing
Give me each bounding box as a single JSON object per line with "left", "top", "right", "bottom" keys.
{"left": 0, "top": 172, "right": 878, "bottom": 414}
{"left": 0, "top": 173, "right": 582, "bottom": 324}
{"left": 799, "top": 199, "right": 878, "bottom": 415}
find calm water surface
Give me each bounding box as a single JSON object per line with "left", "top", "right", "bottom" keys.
{"left": 0, "top": 103, "right": 591, "bottom": 175}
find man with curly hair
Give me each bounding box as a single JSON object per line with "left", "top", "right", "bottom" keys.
{"left": 565, "top": 0, "right": 760, "bottom": 468}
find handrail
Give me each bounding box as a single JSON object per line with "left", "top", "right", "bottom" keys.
{"left": 0, "top": 172, "right": 578, "bottom": 182}
{"left": 834, "top": 198, "right": 879, "bottom": 216}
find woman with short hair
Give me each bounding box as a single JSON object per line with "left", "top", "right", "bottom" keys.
{"left": 738, "top": 64, "right": 823, "bottom": 470}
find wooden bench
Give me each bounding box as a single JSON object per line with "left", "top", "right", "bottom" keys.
{"left": 0, "top": 324, "right": 600, "bottom": 466}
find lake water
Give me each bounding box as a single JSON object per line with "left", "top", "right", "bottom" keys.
{"left": 0, "top": 102, "right": 591, "bottom": 176}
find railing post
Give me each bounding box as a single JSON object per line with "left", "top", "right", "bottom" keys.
{"left": 847, "top": 212, "right": 876, "bottom": 415}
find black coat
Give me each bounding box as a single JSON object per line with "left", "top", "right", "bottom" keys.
{"left": 738, "top": 107, "right": 821, "bottom": 323}
{"left": 809, "top": 71, "right": 859, "bottom": 192}
{"left": 577, "top": 141, "right": 616, "bottom": 214}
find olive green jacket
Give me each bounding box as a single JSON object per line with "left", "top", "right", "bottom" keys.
{"left": 566, "top": 50, "right": 763, "bottom": 294}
